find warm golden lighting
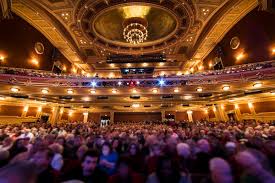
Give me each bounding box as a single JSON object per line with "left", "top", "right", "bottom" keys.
{"left": 0, "top": 97, "right": 5, "bottom": 100}
{"left": 81, "top": 70, "right": 86, "bottom": 75}
{"left": 60, "top": 108, "right": 64, "bottom": 114}
{"left": 204, "top": 109, "right": 208, "bottom": 114}
{"left": 132, "top": 89, "right": 138, "bottom": 93}
{"left": 235, "top": 104, "right": 239, "bottom": 109}
{"left": 62, "top": 66, "right": 67, "bottom": 71}
{"left": 152, "top": 88, "right": 158, "bottom": 93}
{"left": 248, "top": 102, "right": 253, "bottom": 108}
{"left": 11, "top": 87, "right": 19, "bottom": 93}
{"left": 109, "top": 72, "right": 115, "bottom": 78}
{"left": 236, "top": 52, "right": 245, "bottom": 61}
{"left": 0, "top": 55, "right": 5, "bottom": 61}
{"left": 69, "top": 110, "right": 73, "bottom": 116}
{"left": 31, "top": 58, "right": 39, "bottom": 66}
{"left": 190, "top": 68, "right": 194, "bottom": 73}
{"left": 143, "top": 63, "right": 148, "bottom": 67}
{"left": 253, "top": 82, "right": 262, "bottom": 88}
{"left": 198, "top": 65, "right": 204, "bottom": 71}
{"left": 221, "top": 104, "right": 225, "bottom": 110}
{"left": 185, "top": 71, "right": 190, "bottom": 75}
{"left": 82, "top": 97, "right": 90, "bottom": 101}
{"left": 222, "top": 85, "right": 230, "bottom": 91}
{"left": 41, "top": 89, "right": 49, "bottom": 94}
{"left": 174, "top": 88, "right": 180, "bottom": 93}
{"left": 160, "top": 71, "right": 166, "bottom": 76}
{"left": 112, "top": 89, "right": 117, "bottom": 94}
{"left": 90, "top": 89, "right": 96, "bottom": 94}
{"left": 86, "top": 73, "right": 91, "bottom": 77}
{"left": 272, "top": 48, "right": 275, "bottom": 54}
{"left": 132, "top": 103, "right": 140, "bottom": 108}
{"left": 83, "top": 112, "right": 88, "bottom": 116}
{"left": 213, "top": 106, "right": 216, "bottom": 112}
{"left": 209, "top": 62, "right": 213, "bottom": 68}
{"left": 187, "top": 110, "right": 193, "bottom": 114}
{"left": 271, "top": 91, "right": 275, "bottom": 95}
{"left": 127, "top": 63, "right": 132, "bottom": 67}
{"left": 196, "top": 87, "right": 203, "bottom": 92}
{"left": 110, "top": 64, "right": 115, "bottom": 68}
{"left": 159, "top": 62, "right": 165, "bottom": 66}
{"left": 122, "top": 6, "right": 151, "bottom": 19}
{"left": 72, "top": 67, "right": 77, "bottom": 73}
{"left": 67, "top": 89, "right": 74, "bottom": 94}
{"left": 176, "top": 72, "right": 182, "bottom": 76}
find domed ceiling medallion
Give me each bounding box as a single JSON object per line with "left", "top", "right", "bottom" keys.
{"left": 230, "top": 37, "right": 240, "bottom": 50}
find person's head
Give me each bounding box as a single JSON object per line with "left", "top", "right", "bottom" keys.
{"left": 225, "top": 142, "right": 237, "bottom": 156}
{"left": 49, "top": 143, "right": 63, "bottom": 154}
{"left": 81, "top": 150, "right": 100, "bottom": 176}
{"left": 101, "top": 142, "right": 111, "bottom": 156}
{"left": 156, "top": 155, "right": 179, "bottom": 178}
{"left": 151, "top": 143, "right": 162, "bottom": 156}
{"left": 31, "top": 148, "right": 54, "bottom": 171}
{"left": 128, "top": 143, "right": 138, "bottom": 155}
{"left": 209, "top": 158, "right": 233, "bottom": 183}
{"left": 2, "top": 137, "right": 13, "bottom": 147}
{"left": 117, "top": 157, "right": 131, "bottom": 178}
{"left": 0, "top": 161, "right": 37, "bottom": 183}
{"left": 176, "top": 143, "right": 190, "bottom": 158}
{"left": 197, "top": 139, "right": 210, "bottom": 153}
{"left": 77, "top": 145, "right": 88, "bottom": 160}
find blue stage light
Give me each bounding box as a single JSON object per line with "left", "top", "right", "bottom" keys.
{"left": 91, "top": 81, "right": 97, "bottom": 87}
{"left": 159, "top": 79, "right": 165, "bottom": 86}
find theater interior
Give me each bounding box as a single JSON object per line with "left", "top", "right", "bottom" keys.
{"left": 0, "top": 0, "right": 274, "bottom": 125}
{"left": 1, "top": 1, "right": 275, "bottom": 183}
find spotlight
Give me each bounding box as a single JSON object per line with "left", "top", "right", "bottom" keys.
{"left": 271, "top": 91, "right": 275, "bottom": 95}
{"left": 31, "top": 58, "right": 39, "bottom": 66}
{"left": 62, "top": 66, "right": 67, "bottom": 71}
{"left": 236, "top": 52, "right": 245, "bottom": 61}
{"left": 136, "top": 81, "right": 140, "bottom": 85}
{"left": 41, "top": 89, "right": 49, "bottom": 94}
{"left": 38, "top": 106, "right": 42, "bottom": 112}
{"left": 91, "top": 81, "right": 97, "bottom": 87}
{"left": 83, "top": 112, "right": 88, "bottom": 116}
{"left": 253, "top": 82, "right": 262, "bottom": 88}
{"left": 67, "top": 89, "right": 74, "bottom": 94}
{"left": 272, "top": 48, "right": 275, "bottom": 54}
{"left": 0, "top": 55, "right": 4, "bottom": 61}
{"left": 90, "top": 89, "right": 96, "bottom": 94}
{"left": 159, "top": 79, "right": 165, "bottom": 86}
{"left": 222, "top": 85, "right": 230, "bottom": 91}
{"left": 11, "top": 87, "right": 19, "bottom": 93}
{"left": 187, "top": 110, "right": 193, "bottom": 114}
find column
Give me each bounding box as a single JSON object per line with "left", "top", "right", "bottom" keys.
{"left": 58, "top": 107, "right": 64, "bottom": 121}
{"left": 213, "top": 106, "right": 220, "bottom": 121}
{"left": 187, "top": 110, "right": 193, "bottom": 122}
{"left": 110, "top": 111, "right": 114, "bottom": 124}
{"left": 234, "top": 104, "right": 242, "bottom": 121}
{"left": 49, "top": 106, "right": 60, "bottom": 125}
{"left": 161, "top": 111, "right": 165, "bottom": 122}
{"left": 217, "top": 105, "right": 228, "bottom": 122}
{"left": 83, "top": 112, "right": 89, "bottom": 123}
{"left": 36, "top": 106, "right": 42, "bottom": 118}
{"left": 21, "top": 105, "right": 29, "bottom": 117}
{"left": 248, "top": 102, "right": 257, "bottom": 119}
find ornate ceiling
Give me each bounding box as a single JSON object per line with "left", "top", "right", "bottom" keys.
{"left": 11, "top": 0, "right": 258, "bottom": 73}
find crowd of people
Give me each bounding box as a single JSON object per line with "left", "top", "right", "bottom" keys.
{"left": 0, "top": 120, "right": 274, "bottom": 183}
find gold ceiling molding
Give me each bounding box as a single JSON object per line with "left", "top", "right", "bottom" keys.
{"left": 190, "top": 0, "right": 258, "bottom": 66}
{"left": 12, "top": 0, "right": 92, "bottom": 72}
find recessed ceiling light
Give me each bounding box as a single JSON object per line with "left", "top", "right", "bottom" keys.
{"left": 41, "top": 89, "right": 49, "bottom": 94}
{"left": 132, "top": 89, "right": 137, "bottom": 93}
{"left": 132, "top": 103, "right": 140, "bottom": 108}
{"left": 143, "top": 63, "right": 148, "bottom": 67}
{"left": 67, "top": 89, "right": 74, "bottom": 94}
{"left": 152, "top": 88, "right": 158, "bottom": 93}
{"left": 11, "top": 87, "right": 19, "bottom": 93}
{"left": 112, "top": 89, "right": 117, "bottom": 94}
{"left": 127, "top": 63, "right": 132, "bottom": 67}
{"left": 253, "top": 82, "right": 262, "bottom": 88}
{"left": 222, "top": 85, "right": 230, "bottom": 91}
{"left": 82, "top": 97, "right": 90, "bottom": 101}
{"left": 90, "top": 89, "right": 96, "bottom": 94}
{"left": 174, "top": 88, "right": 179, "bottom": 93}
{"left": 196, "top": 87, "right": 203, "bottom": 92}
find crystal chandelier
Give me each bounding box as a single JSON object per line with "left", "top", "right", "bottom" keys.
{"left": 123, "top": 17, "right": 148, "bottom": 45}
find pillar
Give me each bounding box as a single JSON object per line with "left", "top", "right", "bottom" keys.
{"left": 213, "top": 106, "right": 220, "bottom": 121}
{"left": 161, "top": 111, "right": 165, "bottom": 122}
{"left": 49, "top": 106, "right": 60, "bottom": 125}
{"left": 58, "top": 107, "right": 64, "bottom": 121}
{"left": 234, "top": 104, "right": 241, "bottom": 121}
{"left": 217, "top": 105, "right": 228, "bottom": 122}
{"left": 36, "top": 106, "right": 42, "bottom": 118}
{"left": 83, "top": 112, "right": 88, "bottom": 123}
{"left": 187, "top": 110, "right": 193, "bottom": 122}
{"left": 21, "top": 105, "right": 29, "bottom": 117}
{"left": 110, "top": 111, "right": 114, "bottom": 124}
{"left": 248, "top": 102, "right": 257, "bottom": 119}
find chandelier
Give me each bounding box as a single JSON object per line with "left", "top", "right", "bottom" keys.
{"left": 123, "top": 17, "right": 148, "bottom": 45}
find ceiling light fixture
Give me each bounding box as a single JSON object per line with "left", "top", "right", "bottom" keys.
{"left": 90, "top": 89, "right": 96, "bottom": 94}
{"left": 222, "top": 85, "right": 230, "bottom": 91}
{"left": 236, "top": 52, "right": 245, "bottom": 61}
{"left": 41, "top": 89, "right": 49, "bottom": 94}
{"left": 143, "top": 63, "right": 148, "bottom": 67}
{"left": 152, "top": 88, "right": 158, "bottom": 93}
{"left": 112, "top": 89, "right": 117, "bottom": 94}
{"left": 132, "top": 103, "right": 140, "bottom": 108}
{"left": 132, "top": 89, "right": 137, "bottom": 93}
{"left": 11, "top": 87, "right": 19, "bottom": 93}
{"left": 67, "top": 89, "right": 74, "bottom": 94}
{"left": 184, "top": 95, "right": 192, "bottom": 100}
{"left": 253, "top": 82, "right": 262, "bottom": 88}
{"left": 31, "top": 58, "right": 39, "bottom": 66}
{"left": 196, "top": 87, "right": 203, "bottom": 92}
{"left": 174, "top": 88, "right": 179, "bottom": 93}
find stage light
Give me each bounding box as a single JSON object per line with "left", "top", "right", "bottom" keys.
{"left": 190, "top": 68, "right": 194, "bottom": 73}
{"left": 91, "top": 81, "right": 97, "bottom": 87}
{"left": 209, "top": 62, "right": 213, "bottom": 68}
{"left": 67, "top": 89, "right": 74, "bottom": 94}
{"left": 213, "top": 106, "right": 216, "bottom": 112}
{"left": 196, "top": 87, "right": 203, "bottom": 92}
{"left": 204, "top": 109, "right": 208, "bottom": 114}
{"left": 222, "top": 85, "right": 230, "bottom": 91}
{"left": 41, "top": 89, "right": 49, "bottom": 94}
{"left": 152, "top": 88, "right": 158, "bottom": 93}
{"left": 90, "top": 89, "right": 96, "bottom": 94}
{"left": 136, "top": 81, "right": 140, "bottom": 85}
{"left": 118, "top": 81, "right": 122, "bottom": 86}
{"left": 271, "top": 91, "right": 275, "bottom": 95}
{"left": 272, "top": 48, "right": 275, "bottom": 54}
{"left": 185, "top": 71, "right": 190, "bottom": 75}
{"left": 253, "top": 82, "right": 262, "bottom": 88}
{"left": 159, "top": 79, "right": 165, "bottom": 86}
{"left": 60, "top": 108, "right": 64, "bottom": 114}
{"left": 132, "top": 103, "right": 140, "bottom": 108}
{"left": 198, "top": 65, "right": 204, "bottom": 70}
{"left": 221, "top": 104, "right": 225, "bottom": 110}
{"left": 174, "top": 88, "right": 179, "bottom": 93}
{"left": 112, "top": 89, "right": 117, "bottom": 94}
{"left": 11, "top": 87, "right": 19, "bottom": 93}
{"left": 86, "top": 73, "right": 91, "bottom": 77}
{"left": 72, "top": 67, "right": 77, "bottom": 73}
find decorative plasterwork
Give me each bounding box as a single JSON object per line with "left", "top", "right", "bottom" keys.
{"left": 189, "top": 0, "right": 258, "bottom": 68}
